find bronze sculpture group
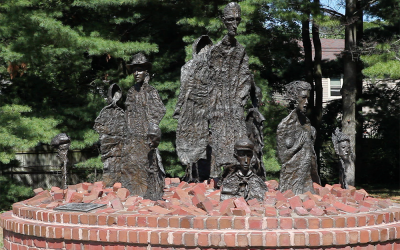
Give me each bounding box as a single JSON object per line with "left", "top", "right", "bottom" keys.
{"left": 94, "top": 2, "right": 349, "bottom": 201}
{"left": 94, "top": 53, "right": 166, "bottom": 199}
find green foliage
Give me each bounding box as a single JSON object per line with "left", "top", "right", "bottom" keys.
{"left": 0, "top": 104, "right": 59, "bottom": 164}
{"left": 74, "top": 155, "right": 103, "bottom": 170}
{"left": 361, "top": 37, "right": 400, "bottom": 79}
{"left": 0, "top": 175, "right": 34, "bottom": 211}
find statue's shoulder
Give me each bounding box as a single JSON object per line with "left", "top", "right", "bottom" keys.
{"left": 277, "top": 110, "right": 297, "bottom": 131}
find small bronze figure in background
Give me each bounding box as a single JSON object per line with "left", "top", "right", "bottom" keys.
{"left": 220, "top": 139, "right": 268, "bottom": 202}
{"left": 51, "top": 133, "right": 71, "bottom": 189}
{"left": 332, "top": 127, "right": 354, "bottom": 189}
{"left": 277, "top": 81, "right": 321, "bottom": 195}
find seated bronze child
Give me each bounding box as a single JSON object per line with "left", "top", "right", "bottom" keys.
{"left": 220, "top": 139, "right": 268, "bottom": 201}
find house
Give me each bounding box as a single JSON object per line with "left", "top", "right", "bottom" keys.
{"left": 273, "top": 39, "right": 345, "bottom": 106}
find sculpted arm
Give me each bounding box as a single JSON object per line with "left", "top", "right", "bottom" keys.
{"left": 277, "top": 121, "right": 307, "bottom": 164}
{"left": 147, "top": 90, "right": 166, "bottom": 125}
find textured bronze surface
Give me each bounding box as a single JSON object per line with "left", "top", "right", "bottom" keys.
{"left": 220, "top": 139, "right": 268, "bottom": 201}
{"left": 174, "top": 3, "right": 264, "bottom": 182}
{"left": 277, "top": 81, "right": 321, "bottom": 195}
{"left": 51, "top": 133, "right": 71, "bottom": 189}
{"left": 94, "top": 53, "right": 166, "bottom": 199}
{"left": 332, "top": 127, "right": 354, "bottom": 189}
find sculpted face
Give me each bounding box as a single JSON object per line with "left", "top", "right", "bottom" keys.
{"left": 338, "top": 140, "right": 351, "bottom": 160}
{"left": 296, "top": 89, "right": 309, "bottom": 114}
{"left": 235, "top": 149, "right": 253, "bottom": 173}
{"left": 223, "top": 7, "right": 241, "bottom": 37}
{"left": 148, "top": 134, "right": 160, "bottom": 149}
{"left": 133, "top": 66, "right": 147, "bottom": 84}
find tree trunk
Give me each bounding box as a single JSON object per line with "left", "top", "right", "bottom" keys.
{"left": 302, "top": 17, "right": 314, "bottom": 108}
{"left": 312, "top": 18, "right": 323, "bottom": 172}
{"left": 355, "top": 0, "right": 364, "bottom": 182}
{"left": 342, "top": 0, "right": 358, "bottom": 186}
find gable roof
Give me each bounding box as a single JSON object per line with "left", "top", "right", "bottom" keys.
{"left": 299, "top": 39, "right": 344, "bottom": 61}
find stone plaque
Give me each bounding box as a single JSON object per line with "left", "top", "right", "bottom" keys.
{"left": 54, "top": 203, "right": 106, "bottom": 212}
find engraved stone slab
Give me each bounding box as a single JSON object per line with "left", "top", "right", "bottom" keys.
{"left": 54, "top": 203, "right": 106, "bottom": 212}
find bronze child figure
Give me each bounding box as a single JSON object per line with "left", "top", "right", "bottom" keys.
{"left": 220, "top": 139, "right": 268, "bottom": 202}
{"left": 143, "top": 123, "right": 165, "bottom": 201}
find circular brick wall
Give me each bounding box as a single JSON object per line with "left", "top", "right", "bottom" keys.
{"left": 1, "top": 179, "right": 400, "bottom": 249}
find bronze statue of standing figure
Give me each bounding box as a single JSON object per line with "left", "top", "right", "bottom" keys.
{"left": 220, "top": 139, "right": 268, "bottom": 202}
{"left": 277, "top": 81, "right": 321, "bottom": 195}
{"left": 94, "top": 83, "right": 125, "bottom": 186}
{"left": 122, "top": 53, "right": 166, "bottom": 197}
{"left": 207, "top": 2, "right": 263, "bottom": 178}
{"left": 174, "top": 35, "right": 213, "bottom": 183}
{"left": 332, "top": 127, "right": 354, "bottom": 189}
{"left": 94, "top": 53, "right": 166, "bottom": 199}
{"left": 175, "top": 2, "right": 264, "bottom": 183}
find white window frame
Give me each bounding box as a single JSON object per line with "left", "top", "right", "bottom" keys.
{"left": 328, "top": 75, "right": 343, "bottom": 98}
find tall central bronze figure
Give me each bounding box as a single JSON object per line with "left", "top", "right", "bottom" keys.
{"left": 175, "top": 2, "right": 264, "bottom": 182}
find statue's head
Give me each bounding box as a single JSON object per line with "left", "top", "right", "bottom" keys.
{"left": 234, "top": 138, "right": 254, "bottom": 173}
{"left": 107, "top": 83, "right": 122, "bottom": 105}
{"left": 192, "top": 35, "right": 213, "bottom": 58}
{"left": 126, "top": 53, "right": 152, "bottom": 84}
{"left": 147, "top": 123, "right": 161, "bottom": 149}
{"left": 332, "top": 128, "right": 351, "bottom": 161}
{"left": 222, "top": 2, "right": 241, "bottom": 37}
{"left": 285, "top": 80, "right": 311, "bottom": 114}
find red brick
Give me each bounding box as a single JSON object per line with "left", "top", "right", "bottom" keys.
{"left": 294, "top": 218, "right": 307, "bottom": 229}
{"left": 116, "top": 188, "right": 130, "bottom": 200}
{"left": 233, "top": 197, "right": 251, "bottom": 214}
{"left": 248, "top": 217, "right": 262, "bottom": 229}
{"left": 275, "top": 191, "right": 287, "bottom": 201}
{"left": 266, "top": 217, "right": 278, "bottom": 229}
{"left": 335, "top": 230, "right": 347, "bottom": 245}
{"left": 197, "top": 232, "right": 209, "bottom": 247}
{"left": 283, "top": 189, "right": 295, "bottom": 198}
{"left": 294, "top": 207, "right": 309, "bottom": 216}
{"left": 172, "top": 231, "right": 183, "bottom": 245}
{"left": 173, "top": 188, "right": 191, "bottom": 205}
{"left": 48, "top": 239, "right": 63, "bottom": 249}
{"left": 321, "top": 230, "right": 334, "bottom": 245}
{"left": 233, "top": 217, "right": 246, "bottom": 229}
{"left": 184, "top": 232, "right": 196, "bottom": 246}
{"left": 279, "top": 232, "right": 290, "bottom": 246}
{"left": 354, "top": 190, "right": 366, "bottom": 201}
{"left": 333, "top": 202, "right": 359, "bottom": 213}
{"left": 280, "top": 217, "right": 293, "bottom": 229}
{"left": 264, "top": 206, "right": 277, "bottom": 217}
{"left": 279, "top": 208, "right": 292, "bottom": 217}
{"left": 321, "top": 218, "right": 333, "bottom": 228}
{"left": 210, "top": 233, "right": 222, "bottom": 247}
{"left": 112, "top": 182, "right": 122, "bottom": 192}
{"left": 70, "top": 192, "right": 84, "bottom": 203}
{"left": 325, "top": 206, "right": 339, "bottom": 215}
{"left": 237, "top": 233, "right": 248, "bottom": 247}
{"left": 310, "top": 207, "right": 324, "bottom": 216}
{"left": 197, "top": 198, "right": 214, "bottom": 213}
{"left": 223, "top": 232, "right": 236, "bottom": 247}
{"left": 309, "top": 232, "right": 320, "bottom": 246}
{"left": 232, "top": 208, "right": 246, "bottom": 216}
{"left": 293, "top": 232, "right": 306, "bottom": 246}
{"left": 288, "top": 195, "right": 303, "bottom": 208}
{"left": 193, "top": 217, "right": 204, "bottom": 229}
{"left": 219, "top": 198, "right": 235, "bottom": 215}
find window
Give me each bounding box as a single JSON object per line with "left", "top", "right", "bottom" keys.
{"left": 330, "top": 78, "right": 342, "bottom": 96}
